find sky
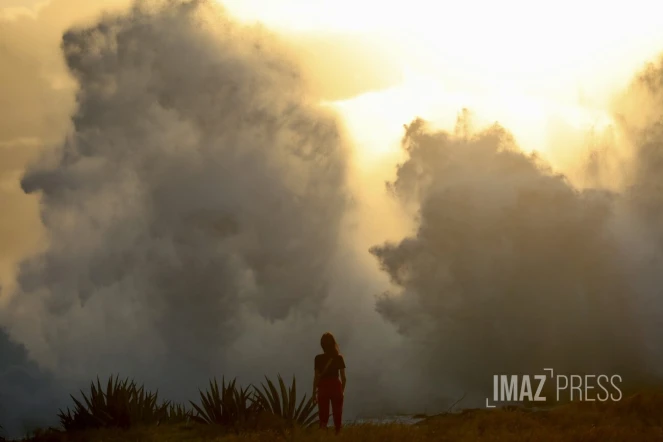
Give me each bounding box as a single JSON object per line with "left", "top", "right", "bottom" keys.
{"left": 0, "top": 0, "right": 42, "bottom": 7}
{"left": 217, "top": 0, "right": 663, "bottom": 164}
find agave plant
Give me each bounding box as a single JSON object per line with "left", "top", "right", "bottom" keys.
{"left": 57, "top": 375, "right": 170, "bottom": 430}
{"left": 165, "top": 403, "right": 193, "bottom": 423}
{"left": 253, "top": 374, "right": 318, "bottom": 429}
{"left": 189, "top": 377, "right": 262, "bottom": 428}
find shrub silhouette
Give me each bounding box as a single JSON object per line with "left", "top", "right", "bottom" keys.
{"left": 57, "top": 375, "right": 170, "bottom": 430}
{"left": 165, "top": 403, "right": 193, "bottom": 423}
{"left": 54, "top": 373, "right": 318, "bottom": 434}
{"left": 189, "top": 377, "right": 261, "bottom": 429}
{"left": 253, "top": 374, "right": 318, "bottom": 429}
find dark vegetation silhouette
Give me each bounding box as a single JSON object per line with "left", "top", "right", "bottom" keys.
{"left": 57, "top": 376, "right": 171, "bottom": 430}
{"left": 15, "top": 385, "right": 663, "bottom": 441}
{"left": 52, "top": 374, "right": 317, "bottom": 437}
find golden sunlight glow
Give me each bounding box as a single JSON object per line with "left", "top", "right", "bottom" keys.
{"left": 214, "top": 1, "right": 662, "bottom": 162}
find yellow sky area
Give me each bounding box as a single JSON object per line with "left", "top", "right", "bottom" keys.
{"left": 222, "top": 0, "right": 663, "bottom": 165}
{"left": 3, "top": 0, "right": 663, "bottom": 166}
{"left": 329, "top": 70, "right": 614, "bottom": 168}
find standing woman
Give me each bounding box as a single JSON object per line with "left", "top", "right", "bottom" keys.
{"left": 313, "top": 332, "right": 346, "bottom": 434}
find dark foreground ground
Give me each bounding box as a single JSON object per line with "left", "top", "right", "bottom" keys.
{"left": 20, "top": 392, "right": 663, "bottom": 442}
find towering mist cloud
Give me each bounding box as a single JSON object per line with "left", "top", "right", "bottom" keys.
{"left": 369, "top": 115, "right": 654, "bottom": 397}
{"left": 14, "top": 0, "right": 350, "bottom": 373}
{"left": 4, "top": 0, "right": 663, "bottom": 437}
{"left": 367, "top": 58, "right": 663, "bottom": 401}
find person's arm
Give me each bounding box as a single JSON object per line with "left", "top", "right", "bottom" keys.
{"left": 340, "top": 368, "right": 346, "bottom": 393}
{"left": 313, "top": 370, "right": 320, "bottom": 401}
{"left": 313, "top": 356, "right": 320, "bottom": 401}
{"left": 339, "top": 355, "right": 347, "bottom": 393}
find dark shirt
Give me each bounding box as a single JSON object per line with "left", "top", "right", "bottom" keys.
{"left": 314, "top": 353, "right": 346, "bottom": 379}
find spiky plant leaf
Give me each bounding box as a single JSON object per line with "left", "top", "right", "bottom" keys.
{"left": 288, "top": 377, "right": 297, "bottom": 419}
{"left": 253, "top": 374, "right": 318, "bottom": 429}
{"left": 190, "top": 377, "right": 230, "bottom": 425}
{"left": 279, "top": 375, "right": 289, "bottom": 418}
{"left": 257, "top": 376, "right": 282, "bottom": 416}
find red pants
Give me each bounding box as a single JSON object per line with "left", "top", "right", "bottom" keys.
{"left": 317, "top": 377, "right": 344, "bottom": 433}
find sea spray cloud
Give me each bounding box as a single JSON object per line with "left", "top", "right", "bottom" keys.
{"left": 7, "top": 0, "right": 350, "bottom": 409}
{"left": 369, "top": 113, "right": 661, "bottom": 401}
{"left": 611, "top": 58, "right": 663, "bottom": 373}
{"left": 0, "top": 327, "right": 60, "bottom": 438}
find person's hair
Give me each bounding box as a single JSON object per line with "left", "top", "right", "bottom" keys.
{"left": 320, "top": 332, "right": 340, "bottom": 356}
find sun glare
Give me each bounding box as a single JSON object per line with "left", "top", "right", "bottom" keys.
{"left": 219, "top": 0, "right": 663, "bottom": 163}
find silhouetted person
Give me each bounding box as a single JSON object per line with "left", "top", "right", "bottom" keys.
{"left": 313, "top": 332, "right": 346, "bottom": 434}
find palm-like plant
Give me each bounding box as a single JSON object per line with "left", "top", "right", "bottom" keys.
{"left": 253, "top": 374, "right": 318, "bottom": 429}
{"left": 57, "top": 375, "right": 169, "bottom": 430}
{"left": 189, "top": 377, "right": 262, "bottom": 428}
